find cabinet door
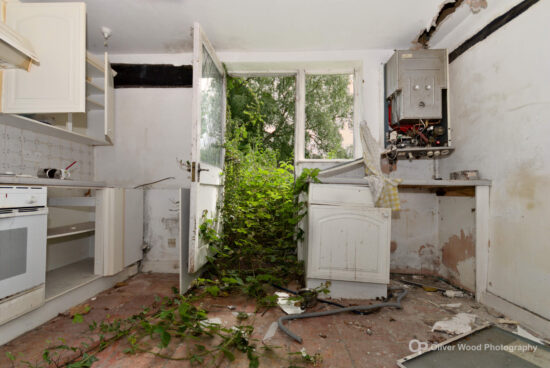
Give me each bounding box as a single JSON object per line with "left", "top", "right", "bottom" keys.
{"left": 307, "top": 205, "right": 390, "bottom": 284}
{"left": 95, "top": 188, "right": 124, "bottom": 276}
{"left": 2, "top": 3, "right": 86, "bottom": 113}
{"left": 123, "top": 189, "right": 143, "bottom": 267}
{"left": 104, "top": 52, "right": 115, "bottom": 142}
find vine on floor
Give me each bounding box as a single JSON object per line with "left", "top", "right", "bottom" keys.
{"left": 6, "top": 289, "right": 320, "bottom": 368}
{"left": 5, "top": 75, "right": 323, "bottom": 368}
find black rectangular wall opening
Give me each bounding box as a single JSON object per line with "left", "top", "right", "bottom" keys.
{"left": 112, "top": 64, "right": 193, "bottom": 88}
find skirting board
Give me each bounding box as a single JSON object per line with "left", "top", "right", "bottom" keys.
{"left": 480, "top": 291, "right": 550, "bottom": 340}
{"left": 0, "top": 265, "right": 138, "bottom": 346}
{"left": 307, "top": 278, "right": 387, "bottom": 299}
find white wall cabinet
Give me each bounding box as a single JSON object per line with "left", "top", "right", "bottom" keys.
{"left": 2, "top": 2, "right": 86, "bottom": 113}
{"left": 307, "top": 184, "right": 390, "bottom": 299}
{"left": 0, "top": 2, "right": 115, "bottom": 146}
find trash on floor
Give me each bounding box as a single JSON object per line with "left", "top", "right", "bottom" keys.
{"left": 431, "top": 313, "right": 477, "bottom": 335}
{"left": 443, "top": 303, "right": 462, "bottom": 308}
{"left": 444, "top": 290, "right": 465, "bottom": 298}
{"left": 262, "top": 321, "right": 278, "bottom": 342}
{"left": 275, "top": 291, "right": 304, "bottom": 315}
{"left": 516, "top": 326, "right": 544, "bottom": 344}
{"left": 400, "top": 277, "right": 446, "bottom": 292}
{"left": 398, "top": 325, "right": 550, "bottom": 368}
{"left": 497, "top": 318, "right": 519, "bottom": 325}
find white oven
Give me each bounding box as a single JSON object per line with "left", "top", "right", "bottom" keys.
{"left": 0, "top": 186, "right": 47, "bottom": 300}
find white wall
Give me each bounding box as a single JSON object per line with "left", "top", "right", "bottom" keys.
{"left": 437, "top": 1, "right": 550, "bottom": 319}
{"left": 94, "top": 54, "right": 194, "bottom": 272}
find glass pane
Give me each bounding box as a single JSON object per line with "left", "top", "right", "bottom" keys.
{"left": 240, "top": 76, "right": 296, "bottom": 163}
{"left": 305, "top": 74, "right": 354, "bottom": 159}
{"left": 0, "top": 227, "right": 27, "bottom": 281}
{"left": 200, "top": 45, "right": 224, "bottom": 167}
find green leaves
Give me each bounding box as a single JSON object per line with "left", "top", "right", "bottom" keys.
{"left": 205, "top": 285, "right": 221, "bottom": 297}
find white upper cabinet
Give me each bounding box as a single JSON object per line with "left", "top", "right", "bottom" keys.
{"left": 2, "top": 2, "right": 86, "bottom": 113}
{"left": 104, "top": 53, "right": 115, "bottom": 142}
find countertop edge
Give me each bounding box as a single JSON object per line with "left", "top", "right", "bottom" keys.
{"left": 0, "top": 177, "right": 108, "bottom": 188}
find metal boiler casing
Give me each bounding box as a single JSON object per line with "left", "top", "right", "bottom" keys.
{"left": 385, "top": 49, "right": 447, "bottom": 121}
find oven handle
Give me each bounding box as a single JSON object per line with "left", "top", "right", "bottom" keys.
{"left": 0, "top": 208, "right": 48, "bottom": 219}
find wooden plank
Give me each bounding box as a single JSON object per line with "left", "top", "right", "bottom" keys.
{"left": 47, "top": 221, "right": 95, "bottom": 239}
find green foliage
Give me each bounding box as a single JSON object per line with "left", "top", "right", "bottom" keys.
{"left": 197, "top": 74, "right": 321, "bottom": 309}
{"left": 227, "top": 74, "right": 354, "bottom": 163}
{"left": 305, "top": 74, "right": 354, "bottom": 159}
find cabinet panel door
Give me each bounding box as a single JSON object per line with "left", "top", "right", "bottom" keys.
{"left": 2, "top": 3, "right": 86, "bottom": 113}
{"left": 104, "top": 52, "right": 115, "bottom": 142}
{"left": 308, "top": 205, "right": 390, "bottom": 284}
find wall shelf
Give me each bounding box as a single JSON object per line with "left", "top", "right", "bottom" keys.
{"left": 47, "top": 221, "right": 95, "bottom": 240}
{"left": 86, "top": 52, "right": 105, "bottom": 78}
{"left": 45, "top": 258, "right": 98, "bottom": 300}
{"left": 0, "top": 114, "right": 110, "bottom": 146}
{"left": 48, "top": 196, "right": 96, "bottom": 207}
{"left": 86, "top": 80, "right": 104, "bottom": 95}
{"left": 86, "top": 98, "right": 104, "bottom": 111}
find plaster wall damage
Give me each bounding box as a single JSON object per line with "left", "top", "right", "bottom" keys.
{"left": 437, "top": 0, "right": 550, "bottom": 319}
{"left": 390, "top": 190, "right": 476, "bottom": 292}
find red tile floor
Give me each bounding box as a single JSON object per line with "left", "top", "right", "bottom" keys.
{"left": 0, "top": 273, "right": 523, "bottom": 367}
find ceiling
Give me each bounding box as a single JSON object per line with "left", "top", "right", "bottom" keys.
{"left": 27, "top": 0, "right": 445, "bottom": 54}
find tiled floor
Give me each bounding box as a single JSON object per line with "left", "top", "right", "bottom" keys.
{"left": 0, "top": 273, "right": 529, "bottom": 367}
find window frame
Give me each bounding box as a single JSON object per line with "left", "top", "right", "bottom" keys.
{"left": 296, "top": 68, "right": 361, "bottom": 164}
{"left": 228, "top": 66, "right": 361, "bottom": 166}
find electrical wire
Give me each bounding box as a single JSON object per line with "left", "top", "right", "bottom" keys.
{"left": 133, "top": 177, "right": 175, "bottom": 188}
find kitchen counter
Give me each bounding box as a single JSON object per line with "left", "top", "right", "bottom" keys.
{"left": 318, "top": 177, "right": 491, "bottom": 187}
{"left": 0, "top": 176, "right": 107, "bottom": 188}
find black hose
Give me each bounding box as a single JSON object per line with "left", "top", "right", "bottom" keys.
{"left": 271, "top": 284, "right": 385, "bottom": 314}
{"left": 277, "top": 287, "right": 408, "bottom": 343}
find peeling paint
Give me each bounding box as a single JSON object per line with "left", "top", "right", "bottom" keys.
{"left": 441, "top": 229, "right": 474, "bottom": 273}
{"left": 390, "top": 241, "right": 398, "bottom": 254}
{"left": 418, "top": 244, "right": 441, "bottom": 270}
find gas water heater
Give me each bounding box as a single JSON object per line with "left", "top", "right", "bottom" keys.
{"left": 384, "top": 49, "right": 453, "bottom": 162}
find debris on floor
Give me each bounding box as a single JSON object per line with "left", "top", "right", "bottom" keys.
{"left": 516, "top": 325, "right": 544, "bottom": 344}
{"left": 1, "top": 273, "right": 546, "bottom": 368}
{"left": 497, "top": 318, "right": 519, "bottom": 325}
{"left": 432, "top": 313, "right": 478, "bottom": 335}
{"left": 398, "top": 325, "right": 550, "bottom": 368}
{"left": 262, "top": 321, "right": 278, "bottom": 341}
{"left": 444, "top": 290, "right": 465, "bottom": 298}
{"left": 443, "top": 303, "right": 462, "bottom": 308}
{"left": 275, "top": 291, "right": 304, "bottom": 314}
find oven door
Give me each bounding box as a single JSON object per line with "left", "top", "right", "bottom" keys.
{"left": 0, "top": 208, "right": 48, "bottom": 300}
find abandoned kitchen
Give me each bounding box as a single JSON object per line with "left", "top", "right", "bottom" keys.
{"left": 0, "top": 0, "right": 549, "bottom": 367}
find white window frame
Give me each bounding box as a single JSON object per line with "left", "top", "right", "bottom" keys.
{"left": 295, "top": 68, "right": 361, "bottom": 164}
{"left": 228, "top": 66, "right": 362, "bottom": 166}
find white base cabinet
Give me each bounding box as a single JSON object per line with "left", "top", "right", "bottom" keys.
{"left": 306, "top": 184, "right": 390, "bottom": 299}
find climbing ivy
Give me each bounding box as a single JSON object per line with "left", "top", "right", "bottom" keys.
{"left": 199, "top": 75, "right": 319, "bottom": 307}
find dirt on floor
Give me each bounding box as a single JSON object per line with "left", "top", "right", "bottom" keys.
{"left": 0, "top": 273, "right": 536, "bottom": 368}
